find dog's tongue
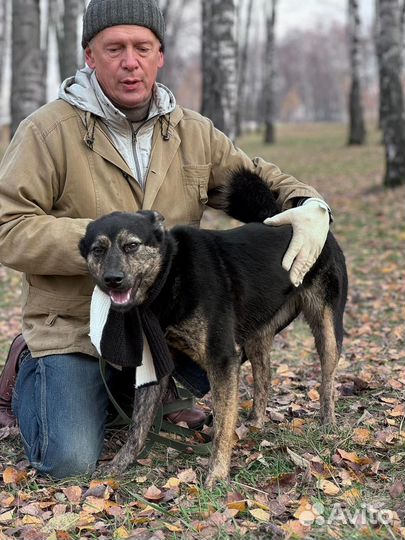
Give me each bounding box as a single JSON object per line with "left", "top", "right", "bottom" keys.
{"left": 109, "top": 289, "right": 131, "bottom": 305}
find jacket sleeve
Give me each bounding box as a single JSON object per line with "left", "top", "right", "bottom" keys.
{"left": 207, "top": 121, "right": 323, "bottom": 211}
{"left": 0, "top": 117, "right": 91, "bottom": 276}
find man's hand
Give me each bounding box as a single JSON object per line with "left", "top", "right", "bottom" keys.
{"left": 264, "top": 200, "right": 330, "bottom": 287}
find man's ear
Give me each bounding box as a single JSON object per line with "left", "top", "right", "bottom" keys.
{"left": 85, "top": 45, "right": 96, "bottom": 69}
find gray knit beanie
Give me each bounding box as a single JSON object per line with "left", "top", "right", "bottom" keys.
{"left": 82, "top": 0, "right": 165, "bottom": 49}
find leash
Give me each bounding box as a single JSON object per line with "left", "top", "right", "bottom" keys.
{"left": 99, "top": 357, "right": 212, "bottom": 457}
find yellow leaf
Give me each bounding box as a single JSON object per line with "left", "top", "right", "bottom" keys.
{"left": 307, "top": 388, "right": 320, "bottom": 401}
{"left": 163, "top": 521, "right": 183, "bottom": 532}
{"left": 163, "top": 477, "right": 181, "bottom": 489}
{"left": 340, "top": 488, "right": 361, "bottom": 505}
{"left": 389, "top": 404, "right": 405, "bottom": 417}
{"left": 352, "top": 428, "right": 371, "bottom": 444}
{"left": 82, "top": 496, "right": 106, "bottom": 514}
{"left": 281, "top": 519, "right": 310, "bottom": 538}
{"left": 113, "top": 526, "right": 129, "bottom": 539}
{"left": 337, "top": 448, "right": 361, "bottom": 463}
{"left": 0, "top": 509, "right": 14, "bottom": 523}
{"left": 2, "top": 466, "right": 27, "bottom": 484}
{"left": 135, "top": 476, "right": 148, "bottom": 484}
{"left": 22, "top": 514, "right": 44, "bottom": 526}
{"left": 318, "top": 479, "right": 340, "bottom": 496}
{"left": 249, "top": 508, "right": 270, "bottom": 521}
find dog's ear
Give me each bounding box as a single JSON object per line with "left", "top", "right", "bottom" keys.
{"left": 78, "top": 236, "right": 89, "bottom": 259}
{"left": 149, "top": 211, "right": 166, "bottom": 240}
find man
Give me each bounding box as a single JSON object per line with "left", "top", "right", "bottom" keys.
{"left": 0, "top": 0, "right": 330, "bottom": 478}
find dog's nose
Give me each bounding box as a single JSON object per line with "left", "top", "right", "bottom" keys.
{"left": 103, "top": 272, "right": 125, "bottom": 288}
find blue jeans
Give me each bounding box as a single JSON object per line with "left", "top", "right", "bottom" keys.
{"left": 12, "top": 353, "right": 111, "bottom": 479}
{"left": 11, "top": 351, "right": 210, "bottom": 479}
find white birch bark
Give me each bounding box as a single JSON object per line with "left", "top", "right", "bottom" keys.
{"left": 348, "top": 0, "right": 366, "bottom": 144}
{"left": 201, "top": 0, "right": 238, "bottom": 141}
{"left": 263, "top": 0, "right": 277, "bottom": 143}
{"left": 377, "top": 0, "right": 405, "bottom": 186}
{"left": 11, "top": 0, "right": 46, "bottom": 136}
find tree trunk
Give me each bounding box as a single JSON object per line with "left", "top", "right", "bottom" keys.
{"left": 347, "top": 0, "right": 366, "bottom": 144}
{"left": 201, "top": 0, "right": 238, "bottom": 141}
{"left": 235, "top": 0, "right": 255, "bottom": 137}
{"left": 53, "top": 0, "right": 83, "bottom": 81}
{"left": 263, "top": 0, "right": 277, "bottom": 144}
{"left": 11, "top": 0, "right": 46, "bottom": 136}
{"left": 377, "top": 0, "right": 405, "bottom": 187}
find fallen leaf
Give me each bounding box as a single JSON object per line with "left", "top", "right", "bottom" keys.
{"left": 82, "top": 496, "right": 106, "bottom": 514}
{"left": 317, "top": 479, "right": 340, "bottom": 496}
{"left": 143, "top": 485, "right": 164, "bottom": 502}
{"left": 0, "top": 509, "right": 14, "bottom": 523}
{"left": 286, "top": 447, "right": 311, "bottom": 470}
{"left": 307, "top": 388, "right": 320, "bottom": 401}
{"left": 352, "top": 427, "right": 371, "bottom": 444}
{"left": 177, "top": 468, "right": 197, "bottom": 484}
{"left": 163, "top": 521, "right": 183, "bottom": 532}
{"left": 42, "top": 512, "right": 80, "bottom": 533}
{"left": 226, "top": 491, "right": 247, "bottom": 512}
{"left": 389, "top": 404, "right": 405, "bottom": 417}
{"left": 163, "top": 477, "right": 181, "bottom": 489}
{"left": 249, "top": 508, "right": 270, "bottom": 521}
{"left": 62, "top": 486, "right": 82, "bottom": 504}
{"left": 337, "top": 448, "right": 361, "bottom": 464}
{"left": 2, "top": 466, "right": 27, "bottom": 484}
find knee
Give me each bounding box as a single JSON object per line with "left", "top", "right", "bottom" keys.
{"left": 33, "top": 436, "right": 102, "bottom": 479}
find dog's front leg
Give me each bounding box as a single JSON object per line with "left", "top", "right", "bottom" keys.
{"left": 95, "top": 376, "right": 169, "bottom": 478}
{"left": 205, "top": 358, "right": 240, "bottom": 488}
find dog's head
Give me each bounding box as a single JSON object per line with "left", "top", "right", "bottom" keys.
{"left": 79, "top": 210, "right": 167, "bottom": 310}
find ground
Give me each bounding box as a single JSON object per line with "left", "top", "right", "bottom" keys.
{"left": 0, "top": 123, "right": 404, "bottom": 540}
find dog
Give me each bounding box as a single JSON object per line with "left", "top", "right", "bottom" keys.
{"left": 79, "top": 169, "right": 348, "bottom": 487}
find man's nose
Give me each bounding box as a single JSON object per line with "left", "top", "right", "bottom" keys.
{"left": 122, "top": 50, "right": 140, "bottom": 70}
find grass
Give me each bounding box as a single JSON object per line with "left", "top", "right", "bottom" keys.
{"left": 0, "top": 122, "right": 404, "bottom": 539}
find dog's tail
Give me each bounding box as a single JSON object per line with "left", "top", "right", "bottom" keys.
{"left": 209, "top": 168, "right": 282, "bottom": 223}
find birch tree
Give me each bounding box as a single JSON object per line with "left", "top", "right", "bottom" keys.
{"left": 201, "top": 0, "right": 238, "bottom": 141}
{"left": 11, "top": 0, "right": 46, "bottom": 136}
{"left": 263, "top": 0, "right": 277, "bottom": 143}
{"left": 58, "top": 0, "right": 84, "bottom": 80}
{"left": 348, "top": 0, "right": 366, "bottom": 144}
{"left": 236, "top": 0, "right": 255, "bottom": 136}
{"left": 376, "top": 0, "right": 405, "bottom": 186}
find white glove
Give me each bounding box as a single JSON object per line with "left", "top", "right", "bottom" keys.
{"left": 264, "top": 199, "right": 330, "bottom": 287}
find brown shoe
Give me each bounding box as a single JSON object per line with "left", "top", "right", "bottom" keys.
{"left": 163, "top": 378, "right": 207, "bottom": 430}
{"left": 0, "top": 334, "right": 28, "bottom": 427}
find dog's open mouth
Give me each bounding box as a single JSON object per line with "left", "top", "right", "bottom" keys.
{"left": 109, "top": 289, "right": 132, "bottom": 306}
{"left": 107, "top": 277, "right": 141, "bottom": 308}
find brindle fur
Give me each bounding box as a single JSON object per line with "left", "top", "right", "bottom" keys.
{"left": 79, "top": 171, "right": 348, "bottom": 487}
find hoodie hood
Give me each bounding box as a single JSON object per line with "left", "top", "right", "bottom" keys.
{"left": 58, "top": 66, "right": 176, "bottom": 187}
{"left": 58, "top": 66, "right": 176, "bottom": 126}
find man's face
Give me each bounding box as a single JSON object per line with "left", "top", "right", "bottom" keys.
{"left": 85, "top": 25, "right": 164, "bottom": 109}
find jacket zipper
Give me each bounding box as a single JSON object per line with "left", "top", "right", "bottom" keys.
{"left": 130, "top": 113, "right": 161, "bottom": 188}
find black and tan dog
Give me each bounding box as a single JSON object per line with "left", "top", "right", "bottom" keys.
{"left": 79, "top": 170, "right": 348, "bottom": 487}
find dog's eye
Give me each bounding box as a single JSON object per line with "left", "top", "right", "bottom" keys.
{"left": 92, "top": 246, "right": 106, "bottom": 257}
{"left": 123, "top": 242, "right": 140, "bottom": 254}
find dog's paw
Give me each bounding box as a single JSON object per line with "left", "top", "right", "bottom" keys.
{"left": 92, "top": 462, "right": 125, "bottom": 480}
{"left": 245, "top": 414, "right": 265, "bottom": 430}
{"left": 204, "top": 469, "right": 230, "bottom": 489}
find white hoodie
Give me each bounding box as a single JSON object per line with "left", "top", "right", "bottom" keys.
{"left": 58, "top": 66, "right": 176, "bottom": 189}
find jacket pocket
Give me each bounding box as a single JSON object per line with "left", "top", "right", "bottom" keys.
{"left": 182, "top": 164, "right": 211, "bottom": 224}
{"left": 22, "top": 286, "right": 91, "bottom": 354}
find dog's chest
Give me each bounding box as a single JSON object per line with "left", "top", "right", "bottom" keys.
{"left": 165, "top": 307, "right": 210, "bottom": 369}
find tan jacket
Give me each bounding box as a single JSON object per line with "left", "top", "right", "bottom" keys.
{"left": 0, "top": 98, "right": 322, "bottom": 358}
